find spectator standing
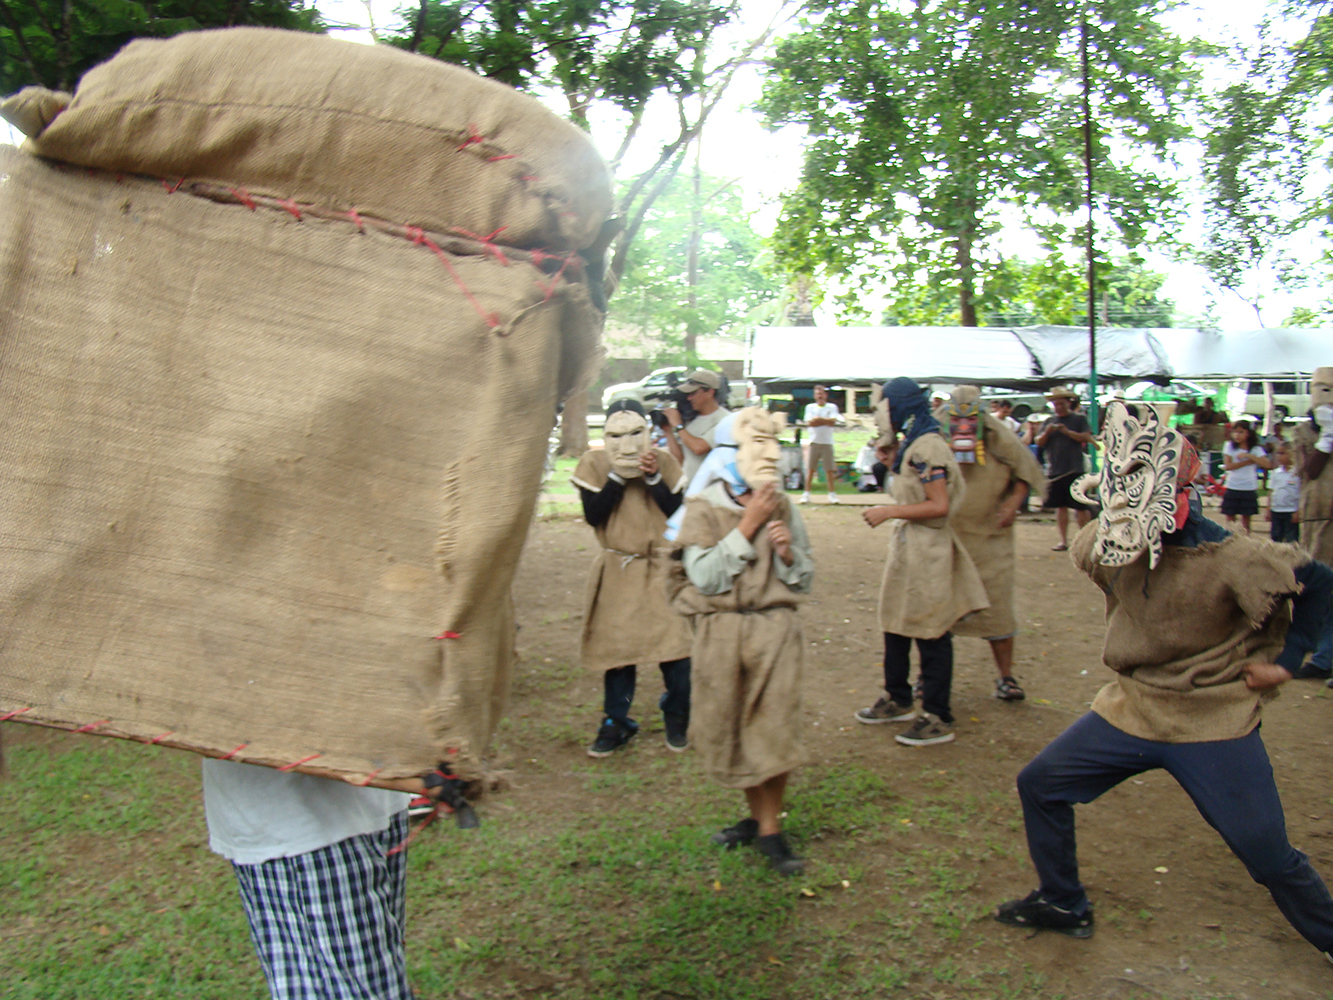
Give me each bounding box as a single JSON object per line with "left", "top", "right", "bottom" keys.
{"left": 1269, "top": 442, "right": 1300, "bottom": 544}
{"left": 990, "top": 399, "right": 1023, "bottom": 435}
{"left": 800, "top": 384, "right": 842, "bottom": 504}
{"left": 663, "top": 369, "right": 730, "bottom": 484}
{"left": 1037, "top": 387, "right": 1094, "bottom": 551}
{"left": 1221, "top": 420, "right": 1271, "bottom": 535}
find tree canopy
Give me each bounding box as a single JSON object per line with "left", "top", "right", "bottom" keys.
{"left": 0, "top": 0, "right": 323, "bottom": 92}
{"left": 759, "top": 0, "right": 1203, "bottom": 326}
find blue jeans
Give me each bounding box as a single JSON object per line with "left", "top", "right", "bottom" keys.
{"left": 603, "top": 659, "right": 691, "bottom": 727}
{"left": 1280, "top": 560, "right": 1333, "bottom": 674}
{"left": 1270, "top": 511, "right": 1299, "bottom": 543}
{"left": 1016, "top": 712, "right": 1333, "bottom": 951}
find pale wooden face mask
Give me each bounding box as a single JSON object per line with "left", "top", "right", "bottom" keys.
{"left": 732, "top": 408, "right": 781, "bottom": 486}
{"left": 1072, "top": 401, "right": 1183, "bottom": 570}
{"left": 603, "top": 410, "right": 650, "bottom": 478}
{"left": 1313, "top": 366, "right": 1333, "bottom": 409}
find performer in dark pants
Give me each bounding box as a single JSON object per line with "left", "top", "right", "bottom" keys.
{"left": 995, "top": 401, "right": 1333, "bottom": 961}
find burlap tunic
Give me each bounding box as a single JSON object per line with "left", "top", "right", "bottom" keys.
{"left": 670, "top": 491, "right": 811, "bottom": 788}
{"left": 1293, "top": 423, "right": 1333, "bottom": 563}
{"left": 572, "top": 448, "right": 691, "bottom": 673}
{"left": 951, "top": 414, "right": 1047, "bottom": 639}
{"left": 878, "top": 433, "right": 989, "bottom": 638}
{"left": 1073, "top": 523, "right": 1307, "bottom": 742}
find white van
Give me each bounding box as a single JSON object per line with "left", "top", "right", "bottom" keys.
{"left": 1224, "top": 377, "right": 1311, "bottom": 424}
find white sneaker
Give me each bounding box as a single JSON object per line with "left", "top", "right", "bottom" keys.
{"left": 827, "top": 493, "right": 839, "bottom": 504}
{"left": 799, "top": 492, "right": 810, "bottom": 504}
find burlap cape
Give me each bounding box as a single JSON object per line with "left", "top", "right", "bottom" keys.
{"left": 950, "top": 414, "right": 1047, "bottom": 639}
{"left": 669, "top": 494, "right": 810, "bottom": 788}
{"left": 571, "top": 449, "right": 691, "bottom": 673}
{"left": 0, "top": 29, "right": 609, "bottom": 784}
{"left": 1074, "top": 525, "right": 1306, "bottom": 743}
{"left": 877, "top": 433, "right": 989, "bottom": 639}
{"left": 1293, "top": 423, "right": 1333, "bottom": 564}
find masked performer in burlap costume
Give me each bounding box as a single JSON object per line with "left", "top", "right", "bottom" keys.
{"left": 944, "top": 386, "right": 1047, "bottom": 701}
{"left": 995, "top": 401, "right": 1333, "bottom": 955}
{"left": 572, "top": 399, "right": 692, "bottom": 757}
{"left": 856, "top": 378, "right": 988, "bottom": 747}
{"left": 1293, "top": 366, "right": 1333, "bottom": 679}
{"left": 667, "top": 409, "right": 814, "bottom": 875}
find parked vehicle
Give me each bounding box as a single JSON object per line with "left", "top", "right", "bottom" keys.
{"left": 600, "top": 367, "right": 687, "bottom": 410}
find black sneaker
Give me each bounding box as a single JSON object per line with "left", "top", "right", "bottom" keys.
{"left": 994, "top": 891, "right": 1094, "bottom": 938}
{"left": 710, "top": 817, "right": 758, "bottom": 849}
{"left": 895, "top": 712, "right": 955, "bottom": 746}
{"left": 855, "top": 696, "right": 915, "bottom": 724}
{"left": 407, "top": 795, "right": 435, "bottom": 820}
{"left": 664, "top": 713, "right": 689, "bottom": 752}
{"left": 755, "top": 832, "right": 805, "bottom": 876}
{"left": 1294, "top": 663, "right": 1332, "bottom": 680}
{"left": 587, "top": 718, "right": 636, "bottom": 758}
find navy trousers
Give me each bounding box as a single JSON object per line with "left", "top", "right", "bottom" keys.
{"left": 1017, "top": 711, "right": 1333, "bottom": 951}
{"left": 603, "top": 658, "right": 691, "bottom": 727}
{"left": 883, "top": 632, "right": 953, "bottom": 723}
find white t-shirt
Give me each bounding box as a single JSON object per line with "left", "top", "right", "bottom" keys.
{"left": 803, "top": 402, "right": 840, "bottom": 445}
{"left": 682, "top": 406, "right": 730, "bottom": 483}
{"left": 1270, "top": 467, "right": 1300, "bottom": 513}
{"left": 202, "top": 759, "right": 412, "bottom": 865}
{"left": 1222, "top": 442, "right": 1266, "bottom": 491}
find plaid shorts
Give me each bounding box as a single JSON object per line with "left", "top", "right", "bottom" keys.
{"left": 232, "top": 811, "right": 413, "bottom": 1000}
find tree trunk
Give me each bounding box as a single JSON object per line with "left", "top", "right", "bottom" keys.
{"left": 684, "top": 152, "right": 703, "bottom": 356}
{"left": 955, "top": 196, "right": 979, "bottom": 327}
{"left": 558, "top": 391, "right": 590, "bottom": 457}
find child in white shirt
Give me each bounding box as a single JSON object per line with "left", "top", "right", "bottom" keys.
{"left": 1268, "top": 441, "right": 1300, "bottom": 543}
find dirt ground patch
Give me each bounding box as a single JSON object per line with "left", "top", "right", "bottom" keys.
{"left": 508, "top": 503, "right": 1333, "bottom": 999}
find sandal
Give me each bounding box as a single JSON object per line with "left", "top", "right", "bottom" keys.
{"left": 1051, "top": 543, "right": 1068, "bottom": 551}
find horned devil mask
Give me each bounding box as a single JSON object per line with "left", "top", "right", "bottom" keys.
{"left": 1071, "top": 401, "right": 1191, "bottom": 570}
{"left": 603, "top": 410, "right": 650, "bottom": 478}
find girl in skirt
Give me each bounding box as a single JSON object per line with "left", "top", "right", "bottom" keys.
{"left": 1221, "top": 420, "right": 1271, "bottom": 534}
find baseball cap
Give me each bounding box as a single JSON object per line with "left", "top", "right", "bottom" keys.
{"left": 678, "top": 369, "right": 722, "bottom": 392}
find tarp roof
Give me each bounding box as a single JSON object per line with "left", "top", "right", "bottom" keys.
{"left": 747, "top": 325, "right": 1327, "bottom": 389}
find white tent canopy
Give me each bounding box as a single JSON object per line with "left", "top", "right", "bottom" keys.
{"left": 747, "top": 325, "right": 1327, "bottom": 390}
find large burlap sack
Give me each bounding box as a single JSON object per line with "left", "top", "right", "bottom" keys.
{"left": 4, "top": 27, "right": 613, "bottom": 252}
{"left": 0, "top": 136, "right": 603, "bottom": 782}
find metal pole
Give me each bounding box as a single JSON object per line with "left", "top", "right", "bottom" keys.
{"left": 1082, "top": 3, "right": 1099, "bottom": 470}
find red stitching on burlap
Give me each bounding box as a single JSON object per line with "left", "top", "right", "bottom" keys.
{"left": 232, "top": 188, "right": 257, "bottom": 211}
{"left": 433, "top": 630, "right": 462, "bottom": 640}
{"left": 536, "top": 253, "right": 575, "bottom": 302}
{"left": 161, "top": 178, "right": 184, "bottom": 194}
{"left": 278, "top": 199, "right": 303, "bottom": 220}
{"left": 488, "top": 154, "right": 517, "bottom": 162}
{"left": 74, "top": 720, "right": 110, "bottom": 733}
{"left": 406, "top": 227, "right": 501, "bottom": 329}
{"left": 346, "top": 209, "right": 364, "bottom": 233}
{"left": 279, "top": 754, "right": 322, "bottom": 771}
{"left": 458, "top": 124, "right": 486, "bottom": 151}
{"left": 359, "top": 768, "right": 385, "bottom": 786}
{"left": 450, "top": 227, "right": 510, "bottom": 266}
{"left": 0, "top": 707, "right": 32, "bottom": 722}
{"left": 520, "top": 175, "right": 539, "bottom": 183}
{"left": 149, "top": 732, "right": 175, "bottom": 745}
{"left": 221, "top": 744, "right": 248, "bottom": 760}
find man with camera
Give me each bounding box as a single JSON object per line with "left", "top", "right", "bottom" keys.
{"left": 663, "top": 369, "right": 731, "bottom": 484}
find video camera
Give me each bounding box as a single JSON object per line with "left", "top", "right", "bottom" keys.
{"left": 644, "top": 370, "right": 730, "bottom": 426}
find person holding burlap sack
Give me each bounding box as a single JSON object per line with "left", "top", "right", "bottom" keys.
{"left": 573, "top": 399, "right": 693, "bottom": 757}
{"left": 945, "top": 386, "right": 1048, "bottom": 702}
{"left": 995, "top": 401, "right": 1333, "bottom": 953}
{"left": 667, "top": 408, "right": 814, "bottom": 876}
{"left": 1293, "top": 367, "right": 1333, "bottom": 680}
{"left": 856, "top": 378, "right": 988, "bottom": 747}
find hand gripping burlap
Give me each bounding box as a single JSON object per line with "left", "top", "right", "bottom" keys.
{"left": 0, "top": 29, "right": 610, "bottom": 785}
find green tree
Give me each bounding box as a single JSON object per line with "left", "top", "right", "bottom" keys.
{"left": 759, "top": 0, "right": 1203, "bottom": 326}
{"left": 979, "top": 253, "right": 1174, "bottom": 327}
{"left": 613, "top": 165, "right": 780, "bottom": 357}
{"left": 0, "top": 0, "right": 323, "bottom": 92}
